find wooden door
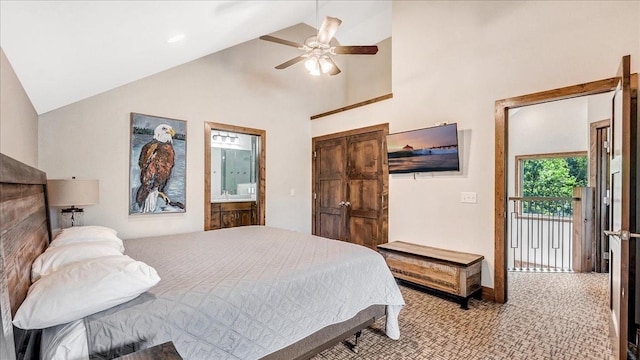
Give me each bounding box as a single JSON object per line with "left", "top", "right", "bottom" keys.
{"left": 314, "top": 137, "right": 347, "bottom": 240}
{"left": 594, "top": 124, "right": 610, "bottom": 273}
{"left": 347, "top": 131, "right": 387, "bottom": 248}
{"left": 312, "top": 124, "right": 389, "bottom": 250}
{"left": 607, "top": 55, "right": 637, "bottom": 359}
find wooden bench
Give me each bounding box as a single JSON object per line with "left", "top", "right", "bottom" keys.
{"left": 377, "top": 241, "right": 484, "bottom": 309}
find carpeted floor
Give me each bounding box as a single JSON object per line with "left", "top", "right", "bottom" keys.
{"left": 313, "top": 272, "right": 612, "bottom": 359}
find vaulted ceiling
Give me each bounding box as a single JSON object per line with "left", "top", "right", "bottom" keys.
{"left": 0, "top": 1, "right": 391, "bottom": 114}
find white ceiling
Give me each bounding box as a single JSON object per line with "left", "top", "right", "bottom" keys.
{"left": 0, "top": 0, "right": 391, "bottom": 115}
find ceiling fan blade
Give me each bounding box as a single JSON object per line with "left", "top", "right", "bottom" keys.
{"left": 334, "top": 45, "right": 378, "bottom": 55}
{"left": 259, "top": 35, "right": 304, "bottom": 49}
{"left": 325, "top": 57, "right": 341, "bottom": 76}
{"left": 275, "top": 55, "right": 307, "bottom": 70}
{"left": 317, "top": 16, "right": 342, "bottom": 44}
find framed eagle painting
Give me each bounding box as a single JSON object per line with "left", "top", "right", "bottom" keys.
{"left": 129, "top": 113, "right": 187, "bottom": 214}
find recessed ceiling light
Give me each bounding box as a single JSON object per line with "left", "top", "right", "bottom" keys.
{"left": 166, "top": 34, "right": 186, "bottom": 44}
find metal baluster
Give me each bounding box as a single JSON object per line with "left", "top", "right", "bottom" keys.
{"left": 567, "top": 198, "right": 572, "bottom": 271}
{"left": 534, "top": 202, "right": 542, "bottom": 270}
{"left": 559, "top": 202, "right": 565, "bottom": 271}
{"left": 548, "top": 203, "right": 552, "bottom": 271}
{"left": 520, "top": 201, "right": 531, "bottom": 270}
{"left": 509, "top": 201, "right": 518, "bottom": 270}
{"left": 540, "top": 203, "right": 544, "bottom": 271}
{"left": 552, "top": 201, "right": 559, "bottom": 271}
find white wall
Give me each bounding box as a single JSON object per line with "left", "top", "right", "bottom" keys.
{"left": 39, "top": 35, "right": 345, "bottom": 238}
{"left": 311, "top": 0, "right": 640, "bottom": 288}
{"left": 345, "top": 37, "right": 392, "bottom": 105}
{"left": 0, "top": 48, "right": 38, "bottom": 167}
{"left": 587, "top": 92, "right": 614, "bottom": 123}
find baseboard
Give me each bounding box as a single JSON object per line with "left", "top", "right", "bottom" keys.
{"left": 481, "top": 286, "right": 496, "bottom": 302}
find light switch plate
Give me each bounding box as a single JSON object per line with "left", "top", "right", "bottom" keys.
{"left": 461, "top": 192, "right": 477, "bottom": 204}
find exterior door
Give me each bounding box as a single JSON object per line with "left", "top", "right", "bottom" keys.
{"left": 312, "top": 124, "right": 389, "bottom": 250}
{"left": 607, "top": 55, "right": 637, "bottom": 359}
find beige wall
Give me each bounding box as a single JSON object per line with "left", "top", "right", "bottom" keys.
{"left": 0, "top": 48, "right": 38, "bottom": 167}
{"left": 311, "top": 0, "right": 640, "bottom": 288}
{"left": 345, "top": 37, "right": 392, "bottom": 105}
{"left": 39, "top": 35, "right": 345, "bottom": 238}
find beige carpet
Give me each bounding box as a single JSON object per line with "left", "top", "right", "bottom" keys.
{"left": 313, "top": 272, "right": 612, "bottom": 359}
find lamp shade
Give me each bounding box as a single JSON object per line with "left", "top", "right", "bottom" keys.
{"left": 47, "top": 179, "right": 99, "bottom": 207}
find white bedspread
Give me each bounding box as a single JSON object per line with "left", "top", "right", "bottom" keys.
{"left": 80, "top": 226, "right": 404, "bottom": 359}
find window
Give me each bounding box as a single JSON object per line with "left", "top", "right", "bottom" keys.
{"left": 515, "top": 151, "right": 588, "bottom": 216}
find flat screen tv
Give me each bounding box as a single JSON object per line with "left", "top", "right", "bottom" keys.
{"left": 387, "top": 123, "right": 460, "bottom": 174}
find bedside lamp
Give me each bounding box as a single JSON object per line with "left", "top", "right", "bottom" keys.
{"left": 47, "top": 178, "right": 99, "bottom": 228}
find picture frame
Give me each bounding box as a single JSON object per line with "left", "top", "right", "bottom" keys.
{"left": 129, "top": 113, "right": 187, "bottom": 214}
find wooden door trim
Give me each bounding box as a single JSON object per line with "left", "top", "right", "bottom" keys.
{"left": 589, "top": 119, "right": 611, "bottom": 187}
{"left": 495, "top": 76, "right": 623, "bottom": 304}
{"left": 204, "top": 122, "right": 266, "bottom": 230}
{"left": 589, "top": 119, "right": 611, "bottom": 274}
{"left": 313, "top": 123, "right": 390, "bottom": 142}
{"left": 312, "top": 123, "right": 389, "bottom": 241}
{"left": 310, "top": 94, "right": 393, "bottom": 120}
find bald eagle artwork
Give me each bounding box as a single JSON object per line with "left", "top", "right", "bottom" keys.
{"left": 136, "top": 124, "right": 176, "bottom": 212}
{"left": 129, "top": 113, "right": 186, "bottom": 214}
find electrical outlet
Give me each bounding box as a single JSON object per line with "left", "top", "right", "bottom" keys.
{"left": 461, "top": 192, "right": 477, "bottom": 204}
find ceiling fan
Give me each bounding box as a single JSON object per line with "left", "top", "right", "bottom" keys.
{"left": 259, "top": 16, "right": 378, "bottom": 76}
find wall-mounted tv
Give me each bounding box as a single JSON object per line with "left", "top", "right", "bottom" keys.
{"left": 387, "top": 123, "right": 460, "bottom": 174}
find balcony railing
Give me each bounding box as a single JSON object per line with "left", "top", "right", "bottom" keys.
{"left": 508, "top": 196, "right": 579, "bottom": 272}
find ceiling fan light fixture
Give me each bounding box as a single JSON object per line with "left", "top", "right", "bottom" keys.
{"left": 304, "top": 57, "right": 317, "bottom": 72}
{"left": 305, "top": 56, "right": 320, "bottom": 75}
{"left": 319, "top": 57, "right": 333, "bottom": 74}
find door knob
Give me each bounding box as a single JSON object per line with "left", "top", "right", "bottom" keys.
{"left": 338, "top": 201, "right": 346, "bottom": 207}
{"left": 344, "top": 201, "right": 351, "bottom": 207}
{"left": 604, "top": 229, "right": 621, "bottom": 237}
{"left": 605, "top": 229, "right": 640, "bottom": 240}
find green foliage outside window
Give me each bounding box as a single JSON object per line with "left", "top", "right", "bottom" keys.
{"left": 521, "top": 156, "right": 588, "bottom": 216}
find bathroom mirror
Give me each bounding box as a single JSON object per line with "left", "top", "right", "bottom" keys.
{"left": 210, "top": 132, "right": 257, "bottom": 199}
{"left": 204, "top": 122, "right": 266, "bottom": 230}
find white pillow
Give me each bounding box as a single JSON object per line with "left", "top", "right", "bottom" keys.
{"left": 40, "top": 320, "right": 89, "bottom": 360}
{"left": 56, "top": 225, "right": 117, "bottom": 237}
{"left": 51, "top": 226, "right": 124, "bottom": 252}
{"left": 13, "top": 255, "right": 160, "bottom": 329}
{"left": 31, "top": 242, "right": 124, "bottom": 282}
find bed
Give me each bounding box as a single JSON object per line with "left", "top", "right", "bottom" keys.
{"left": 0, "top": 153, "right": 404, "bottom": 360}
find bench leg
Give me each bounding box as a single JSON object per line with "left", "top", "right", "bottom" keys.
{"left": 474, "top": 290, "right": 483, "bottom": 300}
{"left": 460, "top": 297, "right": 469, "bottom": 310}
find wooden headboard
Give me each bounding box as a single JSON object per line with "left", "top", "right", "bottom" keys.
{"left": 0, "top": 153, "right": 52, "bottom": 360}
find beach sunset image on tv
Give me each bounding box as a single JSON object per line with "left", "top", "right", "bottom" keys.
{"left": 386, "top": 123, "right": 460, "bottom": 173}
